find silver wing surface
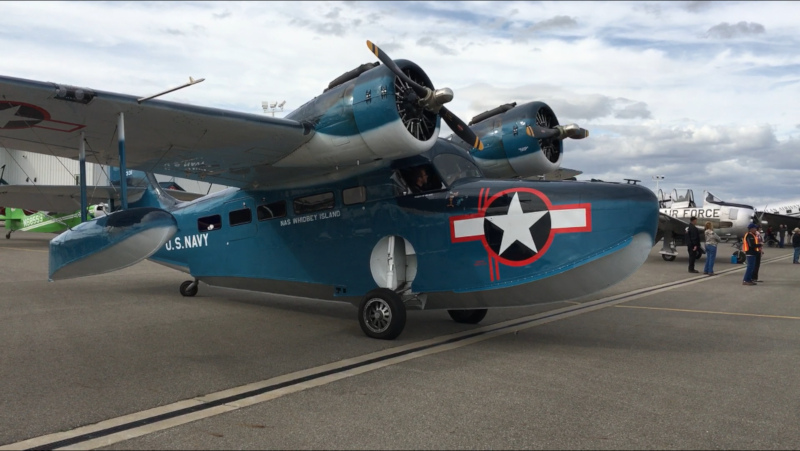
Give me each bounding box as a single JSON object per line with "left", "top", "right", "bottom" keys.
{"left": 0, "top": 75, "right": 315, "bottom": 189}
{"left": 0, "top": 185, "right": 146, "bottom": 213}
{"left": 656, "top": 212, "right": 691, "bottom": 243}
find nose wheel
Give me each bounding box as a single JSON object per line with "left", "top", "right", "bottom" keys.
{"left": 358, "top": 288, "right": 406, "bottom": 340}
{"left": 179, "top": 280, "right": 199, "bottom": 297}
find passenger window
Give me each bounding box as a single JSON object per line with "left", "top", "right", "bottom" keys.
{"left": 229, "top": 208, "right": 252, "bottom": 226}
{"left": 198, "top": 214, "right": 222, "bottom": 232}
{"left": 257, "top": 201, "right": 287, "bottom": 221}
{"left": 343, "top": 186, "right": 366, "bottom": 205}
{"left": 294, "top": 192, "right": 335, "bottom": 214}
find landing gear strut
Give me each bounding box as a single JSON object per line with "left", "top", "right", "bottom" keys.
{"left": 179, "top": 279, "right": 199, "bottom": 297}
{"left": 358, "top": 288, "right": 406, "bottom": 340}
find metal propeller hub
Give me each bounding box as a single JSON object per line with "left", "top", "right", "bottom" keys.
{"left": 535, "top": 107, "right": 560, "bottom": 164}
{"left": 394, "top": 67, "right": 437, "bottom": 141}
{"left": 366, "top": 40, "right": 484, "bottom": 150}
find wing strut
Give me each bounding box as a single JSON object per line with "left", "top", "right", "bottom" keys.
{"left": 79, "top": 131, "right": 88, "bottom": 222}
{"left": 118, "top": 113, "right": 128, "bottom": 210}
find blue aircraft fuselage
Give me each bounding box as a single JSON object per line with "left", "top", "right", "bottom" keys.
{"left": 144, "top": 142, "right": 658, "bottom": 309}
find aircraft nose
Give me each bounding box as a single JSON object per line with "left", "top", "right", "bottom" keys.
{"left": 581, "top": 181, "right": 659, "bottom": 246}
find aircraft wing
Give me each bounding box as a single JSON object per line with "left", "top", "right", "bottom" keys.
{"left": 540, "top": 167, "right": 582, "bottom": 181}
{"left": 657, "top": 212, "right": 691, "bottom": 242}
{"left": 0, "top": 75, "right": 314, "bottom": 189}
{"left": 0, "top": 185, "right": 145, "bottom": 213}
{"left": 757, "top": 212, "right": 800, "bottom": 234}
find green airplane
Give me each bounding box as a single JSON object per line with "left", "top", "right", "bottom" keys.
{"left": 0, "top": 204, "right": 106, "bottom": 239}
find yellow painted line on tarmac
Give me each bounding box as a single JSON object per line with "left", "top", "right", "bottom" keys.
{"left": 615, "top": 304, "right": 800, "bottom": 320}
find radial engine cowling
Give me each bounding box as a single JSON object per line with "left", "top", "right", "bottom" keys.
{"left": 279, "top": 60, "right": 441, "bottom": 167}
{"left": 465, "top": 102, "right": 565, "bottom": 179}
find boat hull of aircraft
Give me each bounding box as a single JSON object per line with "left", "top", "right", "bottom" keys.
{"left": 51, "top": 147, "right": 658, "bottom": 312}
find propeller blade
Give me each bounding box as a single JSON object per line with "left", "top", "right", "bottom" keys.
{"left": 366, "top": 40, "right": 483, "bottom": 150}
{"left": 441, "top": 105, "right": 484, "bottom": 151}
{"left": 366, "top": 40, "right": 429, "bottom": 98}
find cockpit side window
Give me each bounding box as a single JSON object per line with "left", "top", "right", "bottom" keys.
{"left": 399, "top": 164, "right": 444, "bottom": 194}
{"left": 433, "top": 153, "right": 482, "bottom": 186}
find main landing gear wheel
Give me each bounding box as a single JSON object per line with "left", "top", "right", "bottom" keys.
{"left": 358, "top": 288, "right": 406, "bottom": 340}
{"left": 447, "top": 309, "right": 488, "bottom": 324}
{"left": 661, "top": 254, "right": 676, "bottom": 261}
{"left": 5, "top": 231, "right": 11, "bottom": 239}
{"left": 179, "top": 280, "right": 198, "bottom": 297}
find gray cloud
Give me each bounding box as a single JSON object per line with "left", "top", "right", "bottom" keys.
{"left": 614, "top": 101, "right": 652, "bottom": 119}
{"left": 683, "top": 1, "right": 714, "bottom": 13}
{"left": 324, "top": 7, "right": 341, "bottom": 19}
{"left": 527, "top": 15, "right": 578, "bottom": 33}
{"left": 638, "top": 3, "right": 662, "bottom": 16}
{"left": 416, "top": 36, "right": 456, "bottom": 55}
{"left": 289, "top": 17, "right": 346, "bottom": 37}
{"left": 213, "top": 10, "right": 231, "bottom": 19}
{"left": 705, "top": 21, "right": 765, "bottom": 39}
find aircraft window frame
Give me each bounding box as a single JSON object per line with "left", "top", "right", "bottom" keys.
{"left": 294, "top": 192, "right": 335, "bottom": 215}
{"left": 399, "top": 164, "right": 445, "bottom": 195}
{"left": 229, "top": 207, "right": 252, "bottom": 227}
{"left": 257, "top": 200, "right": 287, "bottom": 221}
{"left": 198, "top": 214, "right": 222, "bottom": 232}
{"left": 343, "top": 186, "right": 367, "bottom": 205}
{"left": 432, "top": 153, "right": 482, "bottom": 187}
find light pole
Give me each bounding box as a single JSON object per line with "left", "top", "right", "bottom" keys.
{"left": 652, "top": 175, "right": 665, "bottom": 193}
{"left": 262, "top": 100, "right": 286, "bottom": 117}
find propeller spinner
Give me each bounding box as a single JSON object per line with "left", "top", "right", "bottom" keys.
{"left": 366, "top": 40, "right": 484, "bottom": 151}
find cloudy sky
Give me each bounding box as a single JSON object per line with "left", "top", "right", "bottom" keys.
{"left": 1, "top": 1, "right": 798, "bottom": 208}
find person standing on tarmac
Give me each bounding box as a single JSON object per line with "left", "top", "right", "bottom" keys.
{"left": 792, "top": 227, "right": 800, "bottom": 264}
{"left": 742, "top": 223, "right": 761, "bottom": 286}
{"left": 686, "top": 216, "right": 701, "bottom": 273}
{"left": 752, "top": 225, "right": 765, "bottom": 282}
{"left": 703, "top": 221, "right": 721, "bottom": 276}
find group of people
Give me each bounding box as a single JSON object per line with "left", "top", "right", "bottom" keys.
{"left": 685, "top": 216, "right": 720, "bottom": 275}
{"left": 685, "top": 216, "right": 800, "bottom": 284}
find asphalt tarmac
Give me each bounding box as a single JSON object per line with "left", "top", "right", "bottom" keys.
{"left": 1, "top": 232, "right": 798, "bottom": 450}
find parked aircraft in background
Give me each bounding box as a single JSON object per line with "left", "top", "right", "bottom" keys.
{"left": 754, "top": 199, "right": 800, "bottom": 234}
{"left": 656, "top": 189, "right": 755, "bottom": 261}
{"left": 0, "top": 204, "right": 106, "bottom": 239}
{"left": 0, "top": 41, "right": 659, "bottom": 339}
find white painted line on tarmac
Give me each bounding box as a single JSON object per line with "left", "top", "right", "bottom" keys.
{"left": 1, "top": 253, "right": 790, "bottom": 450}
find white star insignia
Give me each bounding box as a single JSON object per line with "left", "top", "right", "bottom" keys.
{"left": 0, "top": 105, "right": 24, "bottom": 128}
{"left": 485, "top": 192, "right": 548, "bottom": 254}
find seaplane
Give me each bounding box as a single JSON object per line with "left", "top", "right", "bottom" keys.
{"left": 0, "top": 41, "right": 658, "bottom": 339}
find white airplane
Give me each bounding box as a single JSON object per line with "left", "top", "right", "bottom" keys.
{"left": 755, "top": 199, "right": 800, "bottom": 238}
{"left": 759, "top": 200, "right": 800, "bottom": 217}
{"left": 656, "top": 189, "right": 755, "bottom": 261}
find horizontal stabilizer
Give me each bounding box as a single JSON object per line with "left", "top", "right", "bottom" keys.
{"left": 49, "top": 207, "right": 177, "bottom": 281}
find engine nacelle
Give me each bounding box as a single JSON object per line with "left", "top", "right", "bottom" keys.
{"left": 277, "top": 60, "right": 440, "bottom": 167}
{"left": 454, "top": 102, "right": 563, "bottom": 179}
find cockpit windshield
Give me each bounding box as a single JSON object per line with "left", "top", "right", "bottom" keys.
{"left": 432, "top": 153, "right": 482, "bottom": 187}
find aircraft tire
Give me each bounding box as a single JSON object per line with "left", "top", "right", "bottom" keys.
{"left": 179, "top": 280, "right": 198, "bottom": 297}
{"left": 358, "top": 288, "right": 406, "bottom": 340}
{"left": 447, "top": 309, "right": 488, "bottom": 324}
{"left": 5, "top": 232, "right": 10, "bottom": 239}
{"left": 661, "top": 254, "right": 676, "bottom": 261}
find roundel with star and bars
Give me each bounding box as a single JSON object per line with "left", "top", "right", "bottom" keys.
{"left": 450, "top": 187, "right": 592, "bottom": 268}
